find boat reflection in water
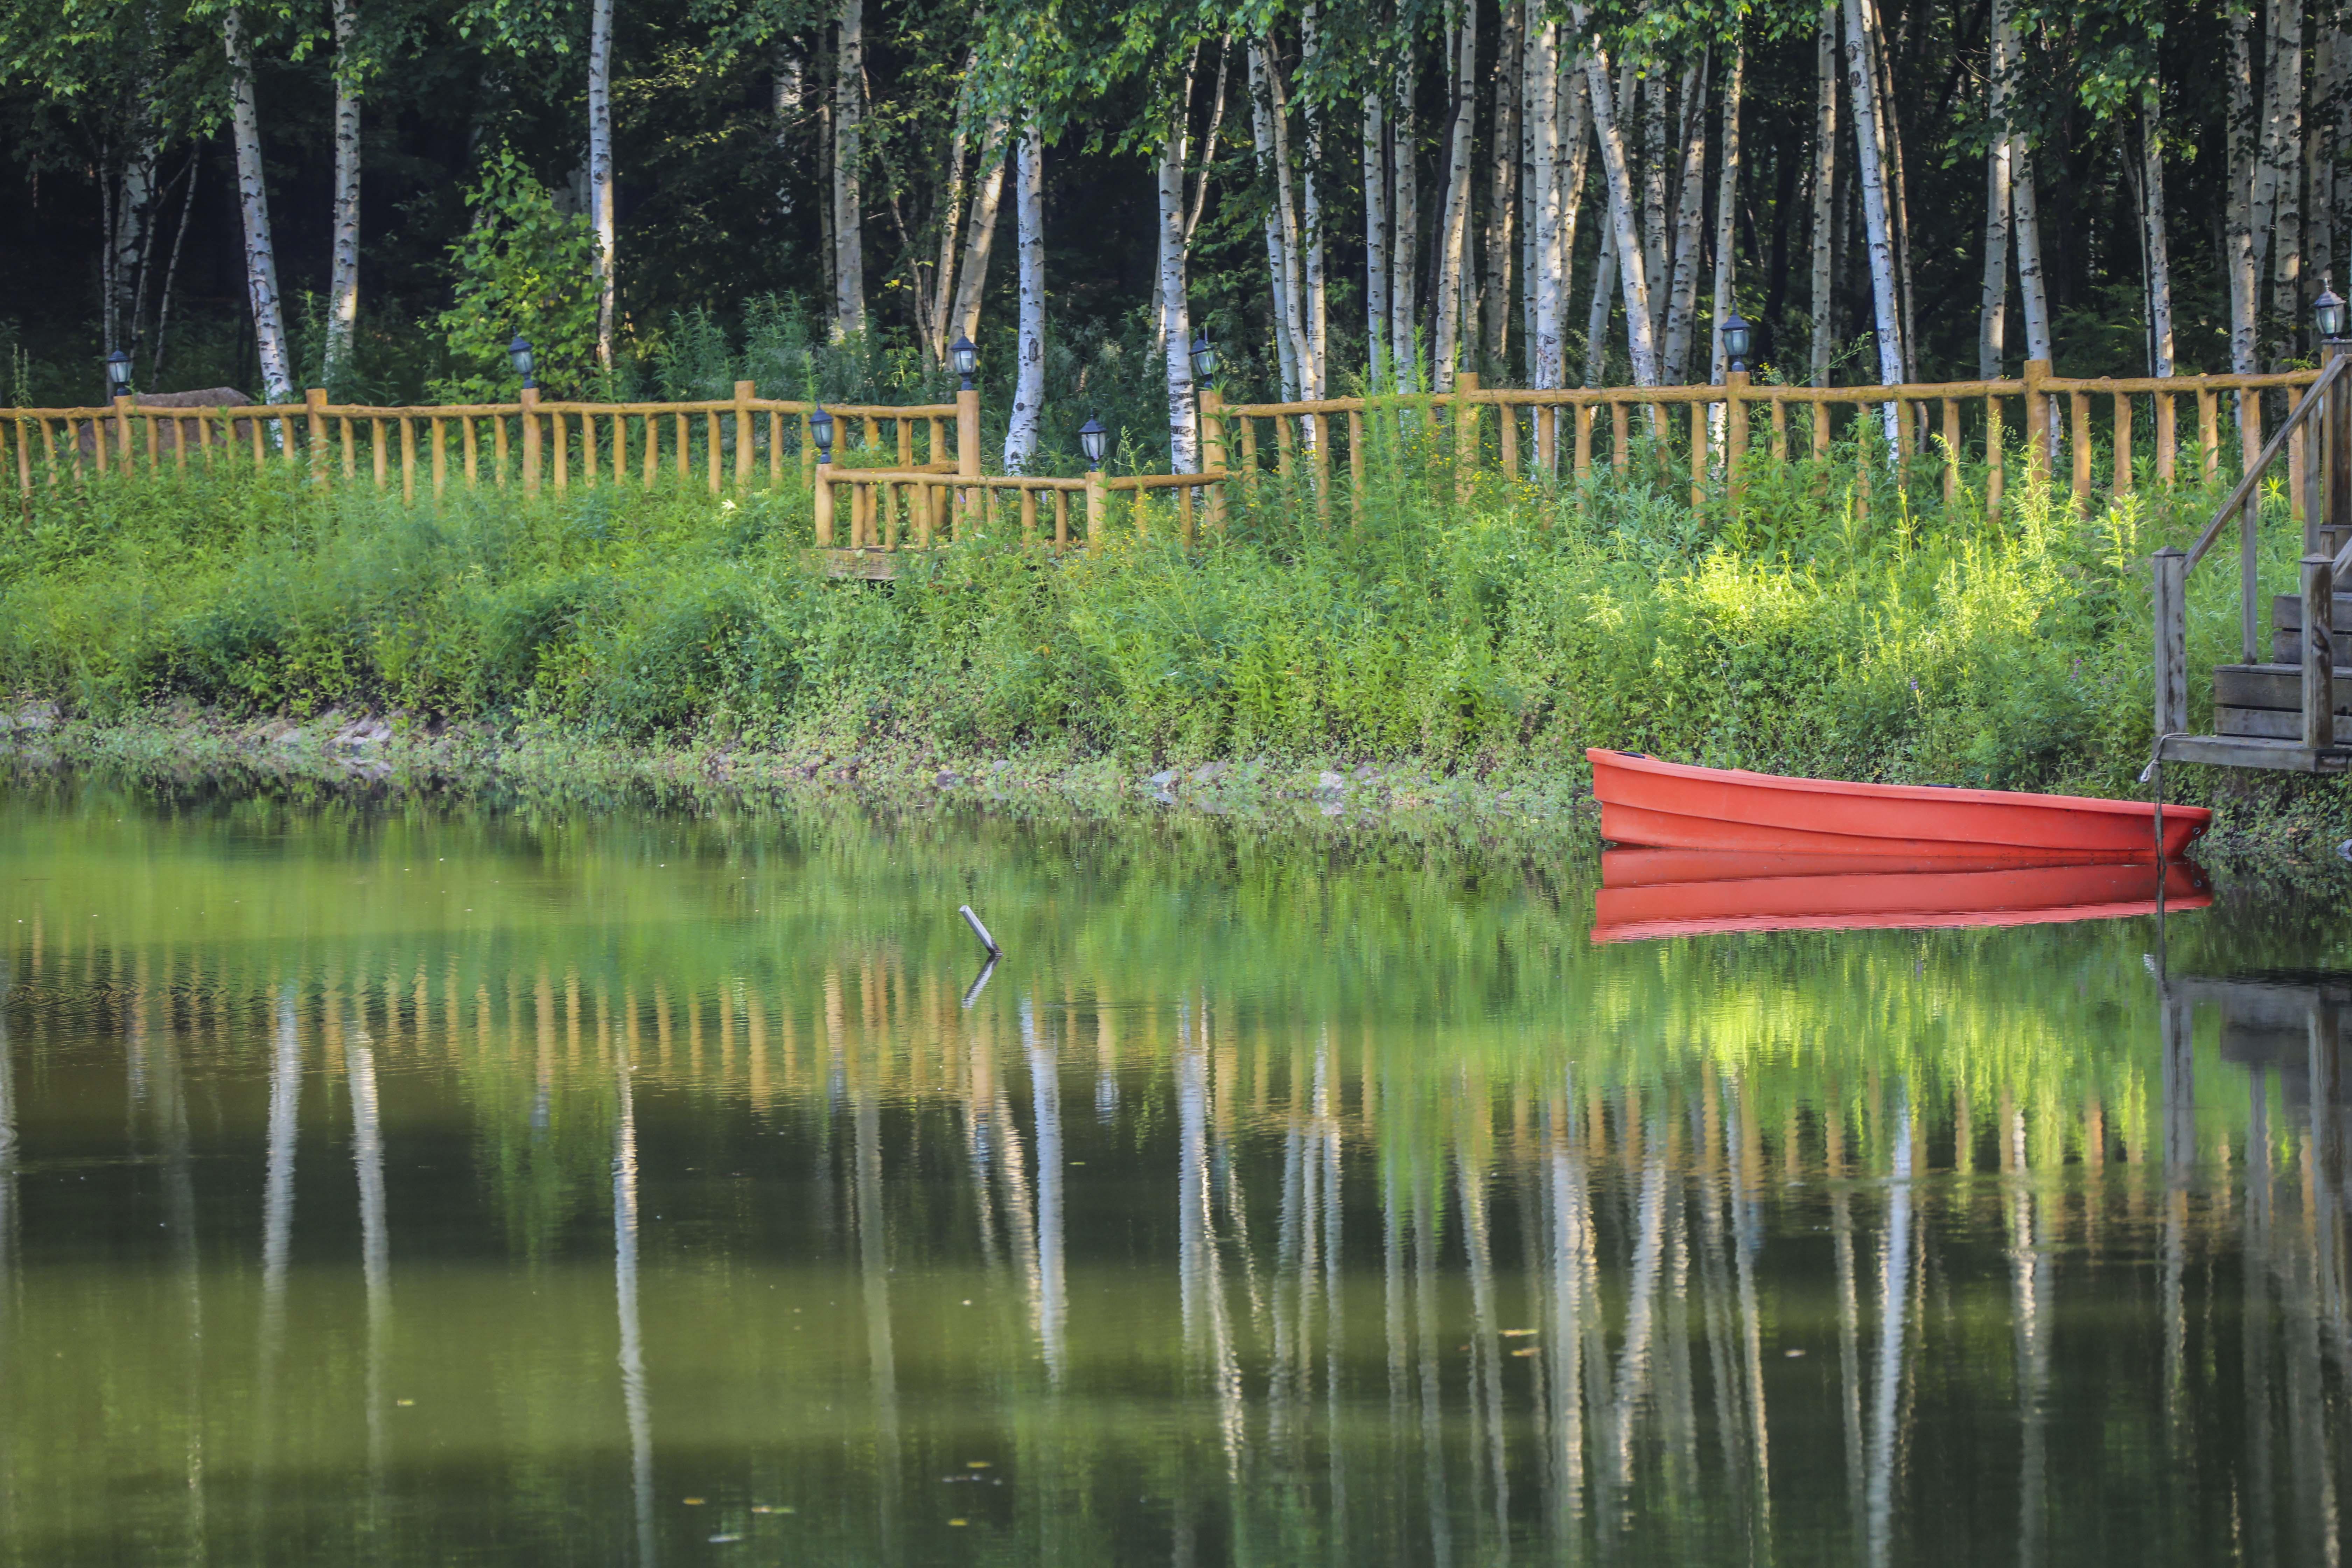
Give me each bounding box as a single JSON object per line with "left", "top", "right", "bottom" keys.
{"left": 1593, "top": 849, "right": 2213, "bottom": 941}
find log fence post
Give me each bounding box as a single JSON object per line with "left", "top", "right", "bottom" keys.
{"left": 520, "top": 386, "right": 541, "bottom": 496}
{"left": 2153, "top": 545, "right": 2187, "bottom": 744}
{"left": 1200, "top": 388, "right": 1226, "bottom": 528}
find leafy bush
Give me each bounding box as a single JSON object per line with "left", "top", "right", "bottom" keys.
{"left": 434, "top": 147, "right": 603, "bottom": 401}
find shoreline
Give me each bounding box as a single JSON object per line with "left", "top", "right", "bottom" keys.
{"left": 7, "top": 705, "right": 2352, "bottom": 876}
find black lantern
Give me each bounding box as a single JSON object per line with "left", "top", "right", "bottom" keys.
{"left": 508, "top": 335, "right": 536, "bottom": 389}
{"left": 2319, "top": 281, "right": 2348, "bottom": 342}
{"left": 1718, "top": 311, "right": 1753, "bottom": 375}
{"left": 809, "top": 404, "right": 834, "bottom": 463}
{"left": 1189, "top": 331, "right": 1216, "bottom": 384}
{"left": 106, "top": 349, "right": 133, "bottom": 397}
{"left": 1078, "top": 417, "right": 1108, "bottom": 467}
{"left": 950, "top": 335, "right": 979, "bottom": 392}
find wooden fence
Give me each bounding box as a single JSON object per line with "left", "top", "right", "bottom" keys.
{"left": 1214, "top": 359, "right": 2325, "bottom": 522}
{"left": 7, "top": 381, "right": 963, "bottom": 505}
{"left": 13, "top": 359, "right": 2328, "bottom": 537}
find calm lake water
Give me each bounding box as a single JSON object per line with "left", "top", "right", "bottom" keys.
{"left": 1, "top": 780, "right": 2348, "bottom": 1565}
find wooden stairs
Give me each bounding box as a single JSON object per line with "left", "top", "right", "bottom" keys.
{"left": 2154, "top": 346, "right": 2352, "bottom": 774}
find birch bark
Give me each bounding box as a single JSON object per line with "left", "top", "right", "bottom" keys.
{"left": 832, "top": 0, "right": 865, "bottom": 341}
{"left": 112, "top": 136, "right": 159, "bottom": 360}
{"left": 2141, "top": 91, "right": 2175, "bottom": 377}
{"left": 1811, "top": 4, "right": 1837, "bottom": 385}
{"left": 2267, "top": 0, "right": 2306, "bottom": 330}
{"left": 1528, "top": 20, "right": 1564, "bottom": 388}
{"left": 1002, "top": 120, "right": 1044, "bottom": 472}
{"left": 2229, "top": 4, "right": 2260, "bottom": 374}
{"left": 1365, "top": 91, "right": 1391, "bottom": 371}
{"left": 1861, "top": 0, "right": 1916, "bottom": 381}
{"left": 1158, "top": 72, "right": 1198, "bottom": 471}
{"left": 1483, "top": 0, "right": 1524, "bottom": 373}
{"left": 1708, "top": 44, "right": 1743, "bottom": 388}
{"left": 925, "top": 51, "right": 979, "bottom": 365}
{"left": 1978, "top": 0, "right": 2012, "bottom": 379}
{"left": 587, "top": 0, "right": 617, "bottom": 371}
{"left": 1249, "top": 40, "right": 1307, "bottom": 399}
{"left": 1641, "top": 64, "right": 1668, "bottom": 337}
{"left": 1659, "top": 55, "right": 1708, "bottom": 384}
{"left": 1839, "top": 0, "right": 1904, "bottom": 425}
{"left": 1391, "top": 61, "right": 1420, "bottom": 382}
{"left": 1566, "top": 11, "right": 1660, "bottom": 387}
{"left": 1520, "top": 18, "right": 1541, "bottom": 357}
{"left": 326, "top": 0, "right": 362, "bottom": 387}
{"left": 1433, "top": 4, "right": 1479, "bottom": 389}
{"left": 950, "top": 115, "right": 1010, "bottom": 348}
{"left": 223, "top": 7, "right": 293, "bottom": 404}
{"left": 2011, "top": 138, "right": 2052, "bottom": 363}
{"left": 1301, "top": 7, "right": 1328, "bottom": 400}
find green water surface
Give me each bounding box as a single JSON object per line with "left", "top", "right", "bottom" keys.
{"left": 0, "top": 782, "right": 2346, "bottom": 1565}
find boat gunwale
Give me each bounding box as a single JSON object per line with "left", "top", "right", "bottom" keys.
{"left": 1587, "top": 748, "right": 2212, "bottom": 826}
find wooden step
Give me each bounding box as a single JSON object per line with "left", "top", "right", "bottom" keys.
{"left": 2161, "top": 733, "right": 2352, "bottom": 772}
{"left": 2216, "top": 705, "right": 2352, "bottom": 742}
{"left": 2272, "top": 592, "right": 2352, "bottom": 633}
{"left": 2211, "top": 663, "right": 2352, "bottom": 714}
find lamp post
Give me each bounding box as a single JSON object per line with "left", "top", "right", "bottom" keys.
{"left": 811, "top": 404, "right": 837, "bottom": 547}
{"left": 508, "top": 336, "right": 536, "bottom": 390}
{"left": 1188, "top": 332, "right": 1216, "bottom": 386}
{"left": 1717, "top": 312, "right": 1752, "bottom": 376}
{"left": 950, "top": 335, "right": 979, "bottom": 394}
{"left": 1189, "top": 331, "right": 1226, "bottom": 528}
{"left": 2318, "top": 283, "right": 2347, "bottom": 343}
{"left": 106, "top": 349, "right": 134, "bottom": 399}
{"left": 1078, "top": 417, "right": 1107, "bottom": 469}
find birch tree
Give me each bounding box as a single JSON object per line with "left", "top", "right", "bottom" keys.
{"left": 1432, "top": 1, "right": 1478, "bottom": 389}
{"left": 223, "top": 6, "right": 294, "bottom": 402}
{"left": 833, "top": 0, "right": 864, "bottom": 341}
{"left": 1978, "top": 0, "right": 2012, "bottom": 379}
{"left": 1810, "top": 2, "right": 1836, "bottom": 385}
{"left": 1298, "top": 9, "right": 1326, "bottom": 401}
{"left": 1839, "top": 0, "right": 1903, "bottom": 421}
{"left": 1157, "top": 54, "right": 1199, "bottom": 472}
{"left": 1707, "top": 43, "right": 1743, "bottom": 388}
{"left": 586, "top": 0, "right": 617, "bottom": 370}
{"left": 1658, "top": 54, "right": 1708, "bottom": 384}
{"left": 1248, "top": 38, "right": 1308, "bottom": 400}
{"left": 1482, "top": 0, "right": 1522, "bottom": 374}
{"left": 1363, "top": 85, "right": 1390, "bottom": 370}
{"left": 1527, "top": 18, "right": 1565, "bottom": 388}
{"left": 2228, "top": 3, "right": 2260, "bottom": 373}
{"left": 324, "top": 0, "right": 363, "bottom": 390}
{"left": 1390, "top": 54, "right": 1419, "bottom": 382}
{"left": 2257, "top": 0, "right": 2304, "bottom": 333}
{"left": 1002, "top": 118, "right": 1043, "bottom": 471}
{"left": 950, "top": 115, "right": 1010, "bottom": 350}
{"left": 2141, "top": 89, "right": 2175, "bottom": 376}
{"left": 1567, "top": 7, "right": 1659, "bottom": 386}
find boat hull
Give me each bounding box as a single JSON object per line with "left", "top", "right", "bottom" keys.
{"left": 1588, "top": 748, "right": 2211, "bottom": 861}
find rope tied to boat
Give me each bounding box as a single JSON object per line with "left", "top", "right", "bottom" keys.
{"left": 2140, "top": 732, "right": 2193, "bottom": 865}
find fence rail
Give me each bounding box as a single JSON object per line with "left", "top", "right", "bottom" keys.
{"left": 8, "top": 381, "right": 964, "bottom": 503}
{"left": 812, "top": 466, "right": 1231, "bottom": 550}
{"left": 1214, "top": 359, "right": 2324, "bottom": 522}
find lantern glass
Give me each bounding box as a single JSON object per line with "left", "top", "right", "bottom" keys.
{"left": 809, "top": 405, "right": 834, "bottom": 457}
{"left": 508, "top": 336, "right": 535, "bottom": 382}
{"left": 1078, "top": 418, "right": 1108, "bottom": 466}
{"left": 2318, "top": 288, "right": 2348, "bottom": 342}
{"left": 1719, "top": 312, "right": 1752, "bottom": 370}
{"left": 950, "top": 336, "right": 979, "bottom": 382}
{"left": 106, "top": 350, "right": 133, "bottom": 393}
{"left": 1189, "top": 332, "right": 1216, "bottom": 383}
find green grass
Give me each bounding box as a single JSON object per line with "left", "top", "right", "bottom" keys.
{"left": 0, "top": 418, "right": 2315, "bottom": 799}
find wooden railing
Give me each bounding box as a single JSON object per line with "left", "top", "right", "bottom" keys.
{"left": 7, "top": 380, "right": 963, "bottom": 503}
{"left": 813, "top": 465, "right": 1229, "bottom": 550}
{"left": 1214, "top": 360, "right": 2325, "bottom": 522}
{"left": 2152, "top": 346, "right": 2352, "bottom": 768}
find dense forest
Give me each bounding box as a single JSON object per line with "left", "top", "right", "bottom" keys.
{"left": 0, "top": 0, "right": 2338, "bottom": 465}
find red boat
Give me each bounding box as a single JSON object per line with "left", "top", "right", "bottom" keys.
{"left": 1590, "top": 852, "right": 2211, "bottom": 942}
{"left": 1587, "top": 748, "right": 2210, "bottom": 862}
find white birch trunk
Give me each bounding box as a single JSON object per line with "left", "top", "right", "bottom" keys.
{"left": 2012, "top": 142, "right": 2053, "bottom": 363}
{"left": 1708, "top": 44, "right": 1743, "bottom": 391}
{"left": 1248, "top": 41, "right": 1306, "bottom": 400}
{"left": 587, "top": 0, "right": 617, "bottom": 371}
{"left": 2270, "top": 0, "right": 2306, "bottom": 330}
{"left": 2310, "top": 29, "right": 2342, "bottom": 302}
{"left": 1978, "top": 0, "right": 2012, "bottom": 379}
{"left": 1566, "top": 14, "right": 1660, "bottom": 387}
{"left": 1559, "top": 61, "right": 1591, "bottom": 331}
{"left": 1159, "top": 94, "right": 1198, "bottom": 472}
{"left": 1641, "top": 64, "right": 1668, "bottom": 337}
{"left": 1585, "top": 210, "right": 1617, "bottom": 386}
{"left": 1301, "top": 8, "right": 1328, "bottom": 400}
{"left": 1433, "top": 6, "right": 1478, "bottom": 390}
{"left": 1659, "top": 55, "right": 1708, "bottom": 384}
{"left": 1520, "top": 20, "right": 1542, "bottom": 358}
{"left": 2230, "top": 6, "right": 2260, "bottom": 374}
{"left": 1861, "top": 0, "right": 1916, "bottom": 382}
{"left": 951, "top": 116, "right": 1010, "bottom": 348}
{"left": 1811, "top": 4, "right": 1837, "bottom": 385}
{"left": 223, "top": 8, "right": 293, "bottom": 404}
{"left": 1391, "top": 63, "right": 1420, "bottom": 383}
{"left": 2142, "top": 91, "right": 2176, "bottom": 378}
{"left": 1364, "top": 91, "right": 1391, "bottom": 372}
{"left": 1529, "top": 21, "right": 1564, "bottom": 389}
{"left": 832, "top": 0, "right": 865, "bottom": 341}
{"left": 1002, "top": 120, "right": 1044, "bottom": 472}
{"left": 774, "top": 46, "right": 803, "bottom": 220}
{"left": 926, "top": 52, "right": 980, "bottom": 365}
{"left": 112, "top": 117, "right": 159, "bottom": 361}
{"left": 326, "top": 0, "right": 363, "bottom": 389}
{"left": 1483, "top": 0, "right": 1523, "bottom": 373}
{"left": 1839, "top": 0, "right": 1903, "bottom": 428}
